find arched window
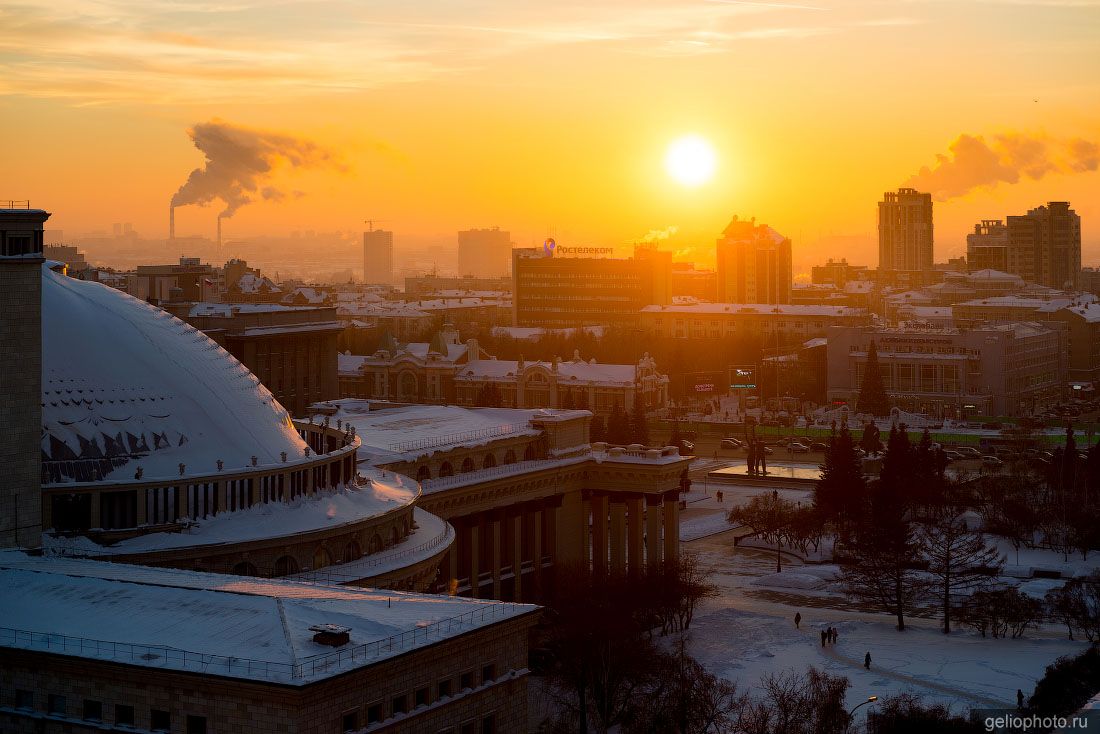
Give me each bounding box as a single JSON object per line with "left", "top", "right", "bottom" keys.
{"left": 313, "top": 546, "right": 332, "bottom": 570}
{"left": 524, "top": 444, "right": 537, "bottom": 461}
{"left": 483, "top": 453, "right": 497, "bottom": 469}
{"left": 503, "top": 450, "right": 516, "bottom": 465}
{"left": 440, "top": 462, "right": 454, "bottom": 478}
{"left": 391, "top": 526, "right": 400, "bottom": 546}
{"left": 369, "top": 533, "right": 383, "bottom": 554}
{"left": 343, "top": 541, "right": 362, "bottom": 563}
{"left": 399, "top": 372, "right": 418, "bottom": 398}
{"left": 231, "top": 561, "right": 258, "bottom": 577}
{"left": 461, "top": 457, "right": 475, "bottom": 473}
{"left": 273, "top": 555, "right": 299, "bottom": 576}
{"left": 416, "top": 465, "right": 431, "bottom": 481}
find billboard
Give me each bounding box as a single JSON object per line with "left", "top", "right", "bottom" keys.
{"left": 685, "top": 371, "right": 725, "bottom": 395}
{"left": 730, "top": 366, "right": 757, "bottom": 390}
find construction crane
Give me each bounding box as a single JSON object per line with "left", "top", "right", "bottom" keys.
{"left": 363, "top": 219, "right": 388, "bottom": 232}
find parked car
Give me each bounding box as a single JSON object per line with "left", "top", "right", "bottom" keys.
{"left": 720, "top": 438, "right": 743, "bottom": 450}
{"left": 942, "top": 450, "right": 963, "bottom": 462}
{"left": 809, "top": 442, "right": 827, "bottom": 452}
{"left": 681, "top": 440, "right": 695, "bottom": 453}
{"left": 761, "top": 445, "right": 774, "bottom": 455}
{"left": 981, "top": 455, "right": 1004, "bottom": 467}
{"left": 955, "top": 446, "right": 981, "bottom": 458}
{"left": 789, "top": 442, "right": 810, "bottom": 453}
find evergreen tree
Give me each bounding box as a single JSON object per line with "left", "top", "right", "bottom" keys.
{"left": 561, "top": 391, "right": 575, "bottom": 410}
{"left": 814, "top": 424, "right": 866, "bottom": 524}
{"left": 1062, "top": 425, "right": 1079, "bottom": 494}
{"left": 630, "top": 407, "right": 651, "bottom": 446}
{"left": 856, "top": 340, "right": 891, "bottom": 417}
{"left": 859, "top": 421, "right": 883, "bottom": 455}
{"left": 590, "top": 414, "right": 607, "bottom": 443}
{"left": 670, "top": 422, "right": 685, "bottom": 453}
{"left": 607, "top": 404, "right": 632, "bottom": 445}
{"left": 1087, "top": 441, "right": 1100, "bottom": 497}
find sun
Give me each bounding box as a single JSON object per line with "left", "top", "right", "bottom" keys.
{"left": 665, "top": 135, "right": 717, "bottom": 187}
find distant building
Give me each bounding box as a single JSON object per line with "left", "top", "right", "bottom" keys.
{"left": 639, "top": 302, "right": 868, "bottom": 343}
{"left": 511, "top": 246, "right": 671, "bottom": 328}
{"left": 966, "top": 220, "right": 1008, "bottom": 272}
{"left": 826, "top": 322, "right": 1066, "bottom": 418}
{"left": 128, "top": 257, "right": 218, "bottom": 304}
{"left": 670, "top": 263, "right": 718, "bottom": 301}
{"left": 1006, "top": 202, "right": 1081, "bottom": 289}
{"left": 458, "top": 227, "right": 512, "bottom": 278}
{"left": 43, "top": 244, "right": 88, "bottom": 272}
{"left": 715, "top": 216, "right": 792, "bottom": 304}
{"left": 878, "top": 188, "right": 934, "bottom": 283}
{"left": 811, "top": 258, "right": 869, "bottom": 287}
{"left": 1081, "top": 267, "right": 1100, "bottom": 298}
{"left": 363, "top": 228, "right": 394, "bottom": 285}
{"left": 224, "top": 258, "right": 282, "bottom": 304}
{"left": 405, "top": 273, "right": 513, "bottom": 296}
{"left": 169, "top": 302, "right": 342, "bottom": 417}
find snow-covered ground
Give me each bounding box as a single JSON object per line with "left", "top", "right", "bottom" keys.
{"left": 680, "top": 477, "right": 1092, "bottom": 721}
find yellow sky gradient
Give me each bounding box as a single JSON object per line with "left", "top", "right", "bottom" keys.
{"left": 2, "top": 0, "right": 1098, "bottom": 273}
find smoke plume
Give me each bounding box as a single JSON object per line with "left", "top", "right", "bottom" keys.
{"left": 639, "top": 225, "right": 679, "bottom": 243}
{"left": 171, "top": 120, "right": 335, "bottom": 218}
{"left": 904, "top": 132, "right": 1099, "bottom": 201}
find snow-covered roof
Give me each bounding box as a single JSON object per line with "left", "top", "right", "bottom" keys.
{"left": 188, "top": 302, "right": 318, "bottom": 317}
{"left": 235, "top": 272, "right": 281, "bottom": 294}
{"left": 282, "top": 286, "right": 330, "bottom": 304}
{"left": 41, "top": 265, "right": 307, "bottom": 482}
{"left": 968, "top": 269, "right": 1024, "bottom": 281}
{"left": 339, "top": 354, "right": 369, "bottom": 374}
{"left": 491, "top": 325, "right": 606, "bottom": 341}
{"left": 640, "top": 303, "right": 861, "bottom": 316}
{"left": 0, "top": 552, "right": 536, "bottom": 685}
{"left": 457, "top": 358, "right": 635, "bottom": 385}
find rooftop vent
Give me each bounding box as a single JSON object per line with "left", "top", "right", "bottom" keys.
{"left": 310, "top": 623, "right": 351, "bottom": 647}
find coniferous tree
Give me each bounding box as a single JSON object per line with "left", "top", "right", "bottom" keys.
{"left": 590, "top": 413, "right": 607, "bottom": 443}
{"left": 856, "top": 340, "right": 891, "bottom": 417}
{"left": 607, "top": 404, "right": 632, "bottom": 445}
{"left": 1062, "top": 425, "right": 1079, "bottom": 495}
{"left": 630, "top": 406, "right": 651, "bottom": 446}
{"left": 814, "top": 424, "right": 866, "bottom": 525}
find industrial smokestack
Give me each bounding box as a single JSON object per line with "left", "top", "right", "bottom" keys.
{"left": 169, "top": 205, "right": 175, "bottom": 241}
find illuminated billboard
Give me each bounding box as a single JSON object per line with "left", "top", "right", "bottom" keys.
{"left": 730, "top": 366, "right": 756, "bottom": 390}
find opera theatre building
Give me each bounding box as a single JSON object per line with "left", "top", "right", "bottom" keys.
{"left": 0, "top": 207, "right": 689, "bottom": 733}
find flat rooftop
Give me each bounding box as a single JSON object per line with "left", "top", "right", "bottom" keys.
{"left": 0, "top": 552, "right": 536, "bottom": 685}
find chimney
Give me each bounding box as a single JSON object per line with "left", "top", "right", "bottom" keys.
{"left": 309, "top": 624, "right": 351, "bottom": 647}
{"left": 169, "top": 205, "right": 175, "bottom": 241}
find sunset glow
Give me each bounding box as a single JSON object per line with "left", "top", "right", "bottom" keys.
{"left": 666, "top": 136, "right": 718, "bottom": 187}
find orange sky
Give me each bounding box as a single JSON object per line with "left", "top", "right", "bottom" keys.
{"left": 2, "top": 0, "right": 1098, "bottom": 274}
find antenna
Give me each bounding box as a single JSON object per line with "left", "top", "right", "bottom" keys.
{"left": 364, "top": 219, "right": 388, "bottom": 232}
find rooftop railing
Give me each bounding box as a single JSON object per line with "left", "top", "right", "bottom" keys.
{"left": 0, "top": 200, "right": 31, "bottom": 209}
{"left": 388, "top": 422, "right": 532, "bottom": 454}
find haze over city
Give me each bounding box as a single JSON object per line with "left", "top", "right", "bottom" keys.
{"left": 6, "top": 3, "right": 1100, "bottom": 734}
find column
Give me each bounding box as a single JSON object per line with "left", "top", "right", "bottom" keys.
{"left": 609, "top": 501, "right": 626, "bottom": 574}
{"left": 175, "top": 485, "right": 188, "bottom": 522}
{"left": 216, "top": 481, "right": 227, "bottom": 514}
{"left": 449, "top": 540, "right": 459, "bottom": 588}
{"left": 646, "top": 497, "right": 663, "bottom": 568}
{"left": 282, "top": 471, "right": 292, "bottom": 501}
{"left": 626, "top": 496, "right": 644, "bottom": 574}
{"left": 469, "top": 523, "right": 480, "bottom": 598}
{"left": 591, "top": 494, "right": 609, "bottom": 575}
{"left": 663, "top": 496, "right": 680, "bottom": 562}
{"left": 136, "top": 488, "right": 147, "bottom": 526}
{"left": 533, "top": 508, "right": 543, "bottom": 586}
{"left": 306, "top": 463, "right": 316, "bottom": 495}
{"left": 555, "top": 491, "right": 585, "bottom": 566}
{"left": 89, "top": 491, "right": 101, "bottom": 530}
{"left": 512, "top": 514, "right": 523, "bottom": 601}
{"left": 491, "top": 517, "right": 502, "bottom": 599}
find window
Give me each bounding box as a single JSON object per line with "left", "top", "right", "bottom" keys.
{"left": 341, "top": 711, "right": 358, "bottom": 732}
{"left": 482, "top": 663, "right": 496, "bottom": 683}
{"left": 391, "top": 694, "right": 408, "bottom": 715}
{"left": 116, "top": 704, "right": 135, "bottom": 726}
{"left": 437, "top": 679, "right": 453, "bottom": 699}
{"left": 84, "top": 699, "right": 103, "bottom": 721}
{"left": 460, "top": 670, "right": 475, "bottom": 690}
{"left": 366, "top": 702, "right": 383, "bottom": 724}
{"left": 482, "top": 714, "right": 497, "bottom": 734}
{"left": 15, "top": 690, "right": 32, "bottom": 711}
{"left": 151, "top": 709, "right": 172, "bottom": 732}
{"left": 187, "top": 715, "right": 208, "bottom": 734}
{"left": 460, "top": 722, "right": 477, "bottom": 734}
{"left": 48, "top": 694, "right": 66, "bottom": 716}
{"left": 415, "top": 687, "right": 429, "bottom": 708}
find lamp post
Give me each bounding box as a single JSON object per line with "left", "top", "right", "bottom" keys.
{"left": 846, "top": 696, "right": 878, "bottom": 733}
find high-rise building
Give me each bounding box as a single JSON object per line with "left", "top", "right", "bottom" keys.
{"left": 966, "top": 220, "right": 1008, "bottom": 272}
{"left": 362, "top": 228, "right": 394, "bottom": 285}
{"left": 1006, "top": 202, "right": 1081, "bottom": 289}
{"left": 715, "top": 216, "right": 792, "bottom": 304}
{"left": 458, "top": 227, "right": 511, "bottom": 277}
{"left": 878, "top": 188, "right": 933, "bottom": 278}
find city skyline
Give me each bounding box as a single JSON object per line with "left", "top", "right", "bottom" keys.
{"left": 2, "top": 0, "right": 1098, "bottom": 276}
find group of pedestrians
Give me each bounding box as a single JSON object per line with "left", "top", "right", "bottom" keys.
{"left": 820, "top": 626, "right": 839, "bottom": 647}
{"left": 797, "top": 613, "right": 872, "bottom": 669}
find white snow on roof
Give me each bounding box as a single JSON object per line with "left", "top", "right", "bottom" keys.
{"left": 491, "top": 325, "right": 606, "bottom": 341}
{"left": 188, "top": 303, "right": 317, "bottom": 317}
{"left": 41, "top": 265, "right": 306, "bottom": 483}
{"left": 641, "top": 303, "right": 860, "bottom": 316}
{"left": 339, "top": 354, "right": 369, "bottom": 374}
{"left": 457, "top": 358, "right": 635, "bottom": 385}
{"left": 236, "top": 272, "right": 281, "bottom": 294}
{"left": 0, "top": 552, "right": 536, "bottom": 684}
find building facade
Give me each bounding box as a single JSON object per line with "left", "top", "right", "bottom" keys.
{"left": 715, "top": 216, "right": 792, "bottom": 304}
{"left": 826, "top": 323, "right": 1066, "bottom": 418}
{"left": 458, "top": 227, "right": 512, "bottom": 278}
{"left": 511, "top": 247, "right": 671, "bottom": 328}
{"left": 966, "top": 220, "right": 1008, "bottom": 272}
{"left": 878, "top": 188, "right": 934, "bottom": 280}
{"left": 1006, "top": 201, "right": 1081, "bottom": 289}
{"left": 363, "top": 228, "right": 394, "bottom": 285}
{"left": 639, "top": 302, "right": 869, "bottom": 343}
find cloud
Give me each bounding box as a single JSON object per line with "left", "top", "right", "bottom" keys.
{"left": 904, "top": 132, "right": 1100, "bottom": 200}
{"left": 172, "top": 120, "right": 338, "bottom": 218}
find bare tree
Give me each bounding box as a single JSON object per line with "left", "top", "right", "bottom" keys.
{"left": 1044, "top": 572, "right": 1100, "bottom": 642}
{"left": 729, "top": 492, "right": 799, "bottom": 573}
{"left": 919, "top": 509, "right": 1004, "bottom": 633}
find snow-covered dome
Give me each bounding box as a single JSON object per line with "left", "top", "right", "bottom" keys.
{"left": 41, "top": 265, "right": 308, "bottom": 483}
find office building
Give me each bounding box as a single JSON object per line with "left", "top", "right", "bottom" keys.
{"left": 363, "top": 228, "right": 394, "bottom": 285}
{"left": 966, "top": 220, "right": 1008, "bottom": 272}
{"left": 811, "top": 258, "right": 869, "bottom": 287}
{"left": 639, "top": 302, "right": 868, "bottom": 343}
{"left": 878, "top": 188, "right": 934, "bottom": 281}
{"left": 715, "top": 216, "right": 792, "bottom": 304}
{"left": 458, "top": 227, "right": 511, "bottom": 277}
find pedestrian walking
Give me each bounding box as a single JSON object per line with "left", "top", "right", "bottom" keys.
{"left": 864, "top": 652, "right": 871, "bottom": 670}
{"left": 794, "top": 612, "right": 801, "bottom": 629}
{"left": 1017, "top": 689, "right": 1025, "bottom": 710}
{"left": 716, "top": 490, "right": 724, "bottom": 503}
{"left": 831, "top": 628, "right": 839, "bottom": 645}
{"left": 821, "top": 630, "right": 827, "bottom": 647}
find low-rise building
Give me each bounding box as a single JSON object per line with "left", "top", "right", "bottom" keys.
{"left": 639, "top": 302, "right": 869, "bottom": 343}
{"left": 826, "top": 323, "right": 1066, "bottom": 418}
